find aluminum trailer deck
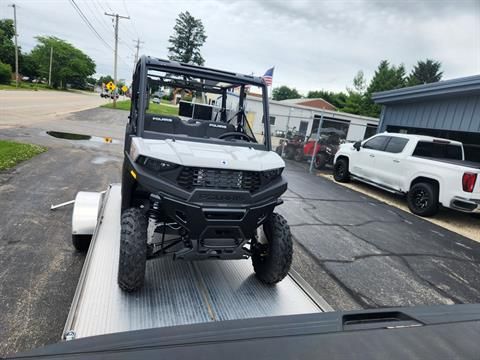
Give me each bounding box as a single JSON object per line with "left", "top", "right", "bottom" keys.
{"left": 63, "top": 184, "right": 331, "bottom": 340}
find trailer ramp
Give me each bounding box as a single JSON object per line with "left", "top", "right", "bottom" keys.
{"left": 64, "top": 184, "right": 330, "bottom": 340}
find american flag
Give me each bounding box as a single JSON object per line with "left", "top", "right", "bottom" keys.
{"left": 262, "top": 67, "right": 274, "bottom": 86}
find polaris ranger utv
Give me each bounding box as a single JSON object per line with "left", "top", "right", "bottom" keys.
{"left": 118, "top": 56, "right": 293, "bottom": 292}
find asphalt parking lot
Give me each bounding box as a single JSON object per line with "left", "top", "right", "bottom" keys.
{"left": 1, "top": 107, "right": 480, "bottom": 355}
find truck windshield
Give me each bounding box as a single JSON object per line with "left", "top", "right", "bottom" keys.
{"left": 412, "top": 141, "right": 463, "bottom": 160}
{"left": 138, "top": 67, "right": 266, "bottom": 147}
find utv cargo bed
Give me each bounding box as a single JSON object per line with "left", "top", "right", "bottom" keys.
{"left": 63, "top": 184, "right": 331, "bottom": 340}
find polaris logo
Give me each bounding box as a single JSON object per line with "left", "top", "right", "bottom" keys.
{"left": 198, "top": 193, "right": 245, "bottom": 202}
{"left": 209, "top": 123, "right": 227, "bottom": 129}
{"left": 152, "top": 117, "right": 173, "bottom": 122}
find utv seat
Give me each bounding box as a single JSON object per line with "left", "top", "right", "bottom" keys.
{"left": 144, "top": 113, "right": 180, "bottom": 134}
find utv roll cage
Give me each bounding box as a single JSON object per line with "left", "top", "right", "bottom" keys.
{"left": 128, "top": 56, "right": 272, "bottom": 151}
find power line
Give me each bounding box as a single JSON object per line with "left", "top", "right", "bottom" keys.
{"left": 122, "top": 0, "right": 140, "bottom": 38}
{"left": 83, "top": 0, "right": 112, "bottom": 35}
{"left": 69, "top": 0, "right": 113, "bottom": 51}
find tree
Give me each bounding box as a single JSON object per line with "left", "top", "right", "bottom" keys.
{"left": 407, "top": 59, "right": 443, "bottom": 86}
{"left": 19, "top": 53, "right": 38, "bottom": 79}
{"left": 0, "top": 19, "right": 16, "bottom": 69}
{"left": 30, "top": 36, "right": 95, "bottom": 89}
{"left": 343, "top": 71, "right": 368, "bottom": 115}
{"left": 0, "top": 61, "right": 12, "bottom": 84}
{"left": 362, "top": 60, "right": 407, "bottom": 117}
{"left": 97, "top": 75, "right": 114, "bottom": 86}
{"left": 306, "top": 90, "right": 347, "bottom": 109}
{"left": 272, "top": 86, "right": 301, "bottom": 101}
{"left": 168, "top": 11, "right": 207, "bottom": 65}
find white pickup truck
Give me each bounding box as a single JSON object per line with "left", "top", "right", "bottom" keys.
{"left": 333, "top": 133, "right": 480, "bottom": 217}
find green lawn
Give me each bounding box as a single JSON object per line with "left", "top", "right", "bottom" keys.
{"left": 0, "top": 140, "right": 47, "bottom": 171}
{"left": 101, "top": 100, "right": 179, "bottom": 116}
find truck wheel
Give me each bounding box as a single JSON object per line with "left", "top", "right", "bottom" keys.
{"left": 252, "top": 213, "right": 293, "bottom": 284}
{"left": 118, "top": 208, "right": 148, "bottom": 292}
{"left": 333, "top": 158, "right": 350, "bottom": 182}
{"left": 314, "top": 153, "right": 327, "bottom": 170}
{"left": 407, "top": 182, "right": 439, "bottom": 217}
{"left": 72, "top": 234, "right": 92, "bottom": 252}
{"left": 294, "top": 149, "right": 303, "bottom": 162}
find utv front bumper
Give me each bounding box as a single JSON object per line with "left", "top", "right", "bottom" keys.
{"left": 124, "top": 154, "right": 287, "bottom": 260}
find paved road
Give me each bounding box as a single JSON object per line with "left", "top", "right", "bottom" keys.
{"left": 0, "top": 90, "right": 109, "bottom": 128}
{"left": 1, "top": 107, "right": 480, "bottom": 355}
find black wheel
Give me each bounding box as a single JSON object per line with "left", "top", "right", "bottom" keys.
{"left": 121, "top": 159, "right": 135, "bottom": 211}
{"left": 118, "top": 208, "right": 148, "bottom": 292}
{"left": 294, "top": 149, "right": 303, "bottom": 162}
{"left": 285, "top": 147, "right": 295, "bottom": 160}
{"left": 252, "top": 213, "right": 293, "bottom": 284}
{"left": 275, "top": 146, "right": 282, "bottom": 155}
{"left": 72, "top": 234, "right": 92, "bottom": 252}
{"left": 333, "top": 158, "right": 350, "bottom": 182}
{"left": 407, "top": 182, "right": 439, "bottom": 217}
{"left": 314, "top": 153, "right": 327, "bottom": 170}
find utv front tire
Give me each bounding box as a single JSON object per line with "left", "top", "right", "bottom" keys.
{"left": 118, "top": 208, "right": 148, "bottom": 292}
{"left": 294, "top": 149, "right": 303, "bottom": 162}
{"left": 252, "top": 213, "right": 293, "bottom": 284}
{"left": 314, "top": 153, "right": 327, "bottom": 170}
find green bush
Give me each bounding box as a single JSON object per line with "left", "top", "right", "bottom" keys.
{"left": 0, "top": 62, "right": 12, "bottom": 84}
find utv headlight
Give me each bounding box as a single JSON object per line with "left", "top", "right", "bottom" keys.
{"left": 262, "top": 168, "right": 283, "bottom": 181}
{"left": 136, "top": 155, "right": 178, "bottom": 172}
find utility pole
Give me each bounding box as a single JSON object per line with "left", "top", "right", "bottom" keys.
{"left": 133, "top": 38, "right": 144, "bottom": 70}
{"left": 105, "top": 12, "right": 129, "bottom": 108}
{"left": 9, "top": 4, "right": 19, "bottom": 87}
{"left": 48, "top": 46, "right": 53, "bottom": 87}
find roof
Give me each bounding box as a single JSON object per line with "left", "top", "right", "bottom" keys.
{"left": 279, "top": 98, "right": 336, "bottom": 111}
{"left": 372, "top": 75, "right": 480, "bottom": 104}
{"left": 142, "top": 56, "right": 266, "bottom": 87}
{"left": 245, "top": 95, "right": 379, "bottom": 123}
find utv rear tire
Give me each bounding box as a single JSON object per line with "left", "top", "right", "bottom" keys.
{"left": 333, "top": 158, "right": 350, "bottom": 182}
{"left": 294, "top": 149, "right": 303, "bottom": 162}
{"left": 407, "top": 182, "right": 439, "bottom": 217}
{"left": 72, "top": 234, "right": 91, "bottom": 252}
{"left": 252, "top": 213, "right": 293, "bottom": 284}
{"left": 314, "top": 153, "right": 327, "bottom": 170}
{"left": 118, "top": 208, "right": 148, "bottom": 292}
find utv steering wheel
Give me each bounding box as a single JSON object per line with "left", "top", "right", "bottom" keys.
{"left": 218, "top": 132, "right": 253, "bottom": 142}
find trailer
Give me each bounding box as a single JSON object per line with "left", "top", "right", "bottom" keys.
{"left": 62, "top": 184, "right": 332, "bottom": 340}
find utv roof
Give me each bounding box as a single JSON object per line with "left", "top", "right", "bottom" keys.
{"left": 141, "top": 56, "right": 266, "bottom": 88}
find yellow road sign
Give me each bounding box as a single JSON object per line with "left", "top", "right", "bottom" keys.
{"left": 106, "top": 81, "right": 116, "bottom": 91}
{"left": 121, "top": 85, "right": 128, "bottom": 93}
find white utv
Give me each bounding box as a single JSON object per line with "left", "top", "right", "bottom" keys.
{"left": 118, "top": 56, "right": 293, "bottom": 292}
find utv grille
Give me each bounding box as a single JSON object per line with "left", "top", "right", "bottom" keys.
{"left": 177, "top": 167, "right": 261, "bottom": 192}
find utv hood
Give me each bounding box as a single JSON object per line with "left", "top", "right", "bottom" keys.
{"left": 131, "top": 137, "right": 285, "bottom": 171}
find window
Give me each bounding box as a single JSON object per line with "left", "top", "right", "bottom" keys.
{"left": 299, "top": 121, "right": 309, "bottom": 135}
{"left": 362, "top": 135, "right": 389, "bottom": 151}
{"left": 385, "top": 137, "right": 409, "bottom": 153}
{"left": 269, "top": 116, "right": 276, "bottom": 125}
{"left": 413, "top": 141, "right": 463, "bottom": 160}
{"left": 364, "top": 124, "right": 377, "bottom": 139}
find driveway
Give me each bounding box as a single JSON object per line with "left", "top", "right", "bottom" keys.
{"left": 1, "top": 107, "right": 480, "bottom": 355}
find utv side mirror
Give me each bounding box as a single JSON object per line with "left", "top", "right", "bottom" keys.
{"left": 353, "top": 141, "right": 361, "bottom": 151}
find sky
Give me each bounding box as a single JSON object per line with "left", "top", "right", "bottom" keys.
{"left": 0, "top": 0, "right": 479, "bottom": 93}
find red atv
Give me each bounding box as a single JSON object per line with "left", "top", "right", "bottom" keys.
{"left": 293, "top": 128, "right": 344, "bottom": 170}
{"left": 275, "top": 132, "right": 306, "bottom": 160}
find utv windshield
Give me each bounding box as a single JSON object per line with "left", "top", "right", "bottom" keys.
{"left": 135, "top": 66, "right": 268, "bottom": 150}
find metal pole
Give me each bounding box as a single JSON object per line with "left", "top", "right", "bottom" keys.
{"left": 309, "top": 111, "right": 324, "bottom": 173}
{"left": 105, "top": 12, "right": 129, "bottom": 108}
{"left": 9, "top": 4, "right": 19, "bottom": 87}
{"left": 48, "top": 46, "right": 53, "bottom": 87}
